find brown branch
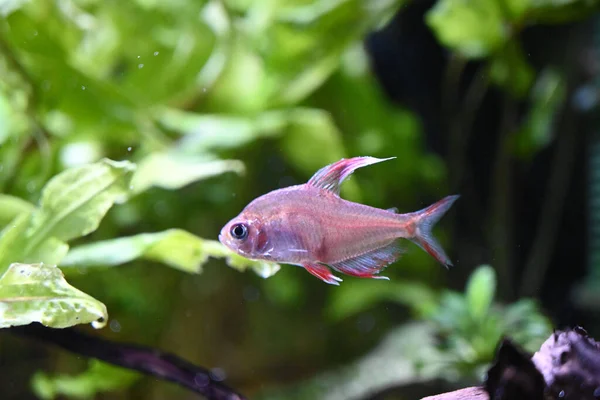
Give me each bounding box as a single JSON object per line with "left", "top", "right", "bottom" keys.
{"left": 8, "top": 323, "right": 248, "bottom": 400}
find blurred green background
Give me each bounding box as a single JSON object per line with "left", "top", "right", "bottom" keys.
{"left": 0, "top": 0, "right": 598, "bottom": 399}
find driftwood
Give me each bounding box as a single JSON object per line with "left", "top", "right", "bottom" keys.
{"left": 422, "top": 327, "right": 600, "bottom": 400}
{"left": 8, "top": 323, "right": 247, "bottom": 400}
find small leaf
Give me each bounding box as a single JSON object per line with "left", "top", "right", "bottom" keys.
{"left": 32, "top": 360, "right": 139, "bottom": 400}
{"left": 465, "top": 265, "right": 496, "bottom": 321}
{"left": 0, "top": 263, "right": 107, "bottom": 329}
{"left": 0, "top": 194, "right": 34, "bottom": 228}
{"left": 61, "top": 231, "right": 281, "bottom": 278}
{"left": 130, "top": 152, "right": 245, "bottom": 194}
{"left": 426, "top": 0, "right": 507, "bottom": 59}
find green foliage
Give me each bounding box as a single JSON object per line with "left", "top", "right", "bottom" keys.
{"left": 326, "top": 265, "right": 552, "bottom": 379}
{"left": 32, "top": 360, "right": 139, "bottom": 400}
{"left": 426, "top": 0, "right": 507, "bottom": 59}
{"left": 0, "top": 159, "right": 135, "bottom": 274}
{"left": 0, "top": 0, "right": 582, "bottom": 398}
{"left": 0, "top": 263, "right": 107, "bottom": 329}
{"left": 426, "top": 0, "right": 599, "bottom": 98}
{"left": 326, "top": 280, "right": 439, "bottom": 321}
{"left": 465, "top": 265, "right": 495, "bottom": 321}
{"left": 0, "top": 194, "right": 34, "bottom": 227}
{"left": 430, "top": 266, "right": 552, "bottom": 377}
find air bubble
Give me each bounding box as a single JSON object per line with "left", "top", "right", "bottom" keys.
{"left": 110, "top": 319, "right": 121, "bottom": 333}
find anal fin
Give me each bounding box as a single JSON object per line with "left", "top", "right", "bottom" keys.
{"left": 303, "top": 263, "right": 342, "bottom": 285}
{"left": 329, "top": 241, "right": 403, "bottom": 279}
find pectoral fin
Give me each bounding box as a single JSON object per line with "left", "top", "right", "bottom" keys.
{"left": 303, "top": 263, "right": 342, "bottom": 285}
{"left": 307, "top": 156, "right": 395, "bottom": 195}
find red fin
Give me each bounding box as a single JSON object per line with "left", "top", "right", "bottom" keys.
{"left": 329, "top": 241, "right": 403, "bottom": 279}
{"left": 410, "top": 195, "right": 459, "bottom": 268}
{"left": 307, "top": 156, "right": 395, "bottom": 195}
{"left": 303, "top": 263, "right": 342, "bottom": 285}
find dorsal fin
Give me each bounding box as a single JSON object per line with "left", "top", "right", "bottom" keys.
{"left": 307, "top": 156, "right": 395, "bottom": 195}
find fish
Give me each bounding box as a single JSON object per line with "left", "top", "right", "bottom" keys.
{"left": 218, "top": 156, "right": 459, "bottom": 285}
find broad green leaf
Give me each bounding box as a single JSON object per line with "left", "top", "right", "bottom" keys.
{"left": 32, "top": 360, "right": 139, "bottom": 400}
{"left": 326, "top": 279, "right": 439, "bottom": 321}
{"left": 0, "top": 263, "right": 107, "bottom": 329}
{"left": 62, "top": 229, "right": 209, "bottom": 274}
{"left": 465, "top": 265, "right": 496, "bottom": 321}
{"left": 130, "top": 152, "right": 245, "bottom": 194}
{"left": 0, "top": 159, "right": 135, "bottom": 274}
{"left": 489, "top": 41, "right": 535, "bottom": 98}
{"left": 426, "top": 0, "right": 507, "bottom": 58}
{"left": 0, "top": 194, "right": 34, "bottom": 227}
{"left": 24, "top": 159, "right": 135, "bottom": 254}
{"left": 61, "top": 231, "right": 281, "bottom": 278}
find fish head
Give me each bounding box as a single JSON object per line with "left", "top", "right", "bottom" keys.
{"left": 219, "top": 212, "right": 270, "bottom": 260}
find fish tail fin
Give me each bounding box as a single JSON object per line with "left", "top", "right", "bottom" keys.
{"left": 409, "top": 195, "right": 459, "bottom": 268}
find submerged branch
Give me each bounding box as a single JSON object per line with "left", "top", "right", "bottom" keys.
{"left": 8, "top": 323, "right": 248, "bottom": 400}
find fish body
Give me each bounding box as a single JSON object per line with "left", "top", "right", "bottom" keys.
{"left": 219, "top": 157, "right": 459, "bottom": 285}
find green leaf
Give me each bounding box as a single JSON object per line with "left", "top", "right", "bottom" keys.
{"left": 62, "top": 229, "right": 209, "bottom": 274}
{"left": 0, "top": 263, "right": 107, "bottom": 329}
{"left": 0, "top": 159, "right": 135, "bottom": 274}
{"left": 61, "top": 231, "right": 281, "bottom": 278}
{"left": 0, "top": 194, "right": 34, "bottom": 228}
{"left": 32, "top": 360, "right": 139, "bottom": 400}
{"left": 489, "top": 41, "right": 535, "bottom": 98}
{"left": 426, "top": 0, "right": 507, "bottom": 58}
{"left": 27, "top": 159, "right": 135, "bottom": 243}
{"left": 130, "top": 152, "right": 245, "bottom": 194}
{"left": 465, "top": 265, "right": 496, "bottom": 321}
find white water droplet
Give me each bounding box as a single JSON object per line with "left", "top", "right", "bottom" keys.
{"left": 154, "top": 51, "right": 159, "bottom": 56}
{"left": 137, "top": 55, "right": 141, "bottom": 59}
{"left": 81, "top": 85, "right": 86, "bottom": 90}
{"left": 202, "top": 87, "right": 207, "bottom": 93}
{"left": 138, "top": 64, "right": 144, "bottom": 69}
{"left": 127, "top": 147, "right": 132, "bottom": 152}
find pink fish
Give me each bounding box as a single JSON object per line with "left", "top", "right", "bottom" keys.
{"left": 219, "top": 157, "right": 458, "bottom": 285}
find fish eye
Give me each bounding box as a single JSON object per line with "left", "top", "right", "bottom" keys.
{"left": 230, "top": 223, "right": 248, "bottom": 240}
